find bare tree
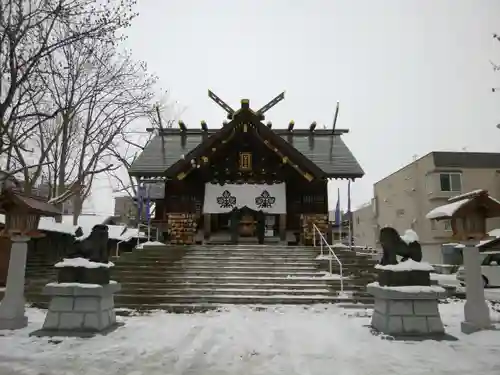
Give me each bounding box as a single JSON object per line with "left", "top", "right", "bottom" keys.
{"left": 8, "top": 36, "right": 158, "bottom": 224}
{"left": 0, "top": 0, "right": 137, "bottom": 157}
{"left": 107, "top": 96, "right": 186, "bottom": 199}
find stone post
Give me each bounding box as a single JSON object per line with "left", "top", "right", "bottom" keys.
{"left": 0, "top": 236, "right": 30, "bottom": 329}
{"left": 461, "top": 243, "right": 492, "bottom": 334}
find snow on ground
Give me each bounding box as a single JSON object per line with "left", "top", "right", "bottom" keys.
{"left": 136, "top": 241, "right": 166, "bottom": 249}
{"left": 54, "top": 258, "right": 114, "bottom": 269}
{"left": 0, "top": 302, "right": 499, "bottom": 375}
{"left": 431, "top": 273, "right": 460, "bottom": 285}
{"left": 375, "top": 259, "right": 434, "bottom": 272}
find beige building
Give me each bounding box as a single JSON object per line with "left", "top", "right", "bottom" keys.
{"left": 114, "top": 196, "right": 138, "bottom": 225}
{"left": 353, "top": 151, "right": 500, "bottom": 264}
{"left": 352, "top": 201, "right": 377, "bottom": 248}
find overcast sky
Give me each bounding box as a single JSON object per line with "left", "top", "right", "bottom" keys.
{"left": 90, "top": 0, "right": 500, "bottom": 215}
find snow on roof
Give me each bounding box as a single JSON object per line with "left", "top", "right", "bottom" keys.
{"left": 447, "top": 189, "right": 485, "bottom": 203}
{"left": 477, "top": 228, "right": 500, "bottom": 248}
{"left": 38, "top": 217, "right": 78, "bottom": 235}
{"left": 0, "top": 214, "right": 77, "bottom": 235}
{"left": 425, "top": 198, "right": 470, "bottom": 220}
{"left": 61, "top": 214, "right": 116, "bottom": 239}
{"left": 375, "top": 259, "right": 435, "bottom": 272}
{"left": 77, "top": 224, "right": 147, "bottom": 242}
{"left": 426, "top": 189, "right": 500, "bottom": 220}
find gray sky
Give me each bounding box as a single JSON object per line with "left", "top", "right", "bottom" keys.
{"left": 90, "top": 0, "right": 500, "bottom": 215}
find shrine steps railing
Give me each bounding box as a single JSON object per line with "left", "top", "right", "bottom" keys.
{"left": 312, "top": 223, "right": 344, "bottom": 295}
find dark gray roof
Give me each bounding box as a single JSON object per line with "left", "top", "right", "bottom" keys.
{"left": 129, "top": 129, "right": 364, "bottom": 179}
{"left": 433, "top": 152, "right": 500, "bottom": 169}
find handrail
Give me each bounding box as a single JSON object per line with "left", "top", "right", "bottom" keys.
{"left": 136, "top": 223, "right": 160, "bottom": 247}
{"left": 312, "top": 223, "right": 344, "bottom": 294}
{"left": 115, "top": 239, "right": 126, "bottom": 258}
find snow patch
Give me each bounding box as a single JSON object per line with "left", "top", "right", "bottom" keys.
{"left": 400, "top": 229, "right": 419, "bottom": 244}
{"left": 368, "top": 281, "right": 446, "bottom": 293}
{"left": 315, "top": 254, "right": 334, "bottom": 260}
{"left": 375, "top": 259, "right": 435, "bottom": 272}
{"left": 45, "top": 281, "right": 117, "bottom": 288}
{"left": 136, "top": 241, "right": 166, "bottom": 249}
{"left": 54, "top": 257, "right": 114, "bottom": 269}
{"left": 0, "top": 302, "right": 499, "bottom": 375}
{"left": 331, "top": 243, "right": 348, "bottom": 249}
{"left": 319, "top": 271, "right": 344, "bottom": 280}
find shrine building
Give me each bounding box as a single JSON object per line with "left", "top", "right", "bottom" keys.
{"left": 128, "top": 92, "right": 364, "bottom": 245}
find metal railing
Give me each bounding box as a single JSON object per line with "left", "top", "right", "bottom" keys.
{"left": 312, "top": 223, "right": 344, "bottom": 294}
{"left": 115, "top": 239, "right": 126, "bottom": 258}
{"left": 136, "top": 223, "right": 160, "bottom": 247}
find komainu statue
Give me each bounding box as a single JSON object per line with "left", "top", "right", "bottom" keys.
{"left": 379, "top": 227, "right": 422, "bottom": 266}
{"left": 69, "top": 224, "right": 109, "bottom": 263}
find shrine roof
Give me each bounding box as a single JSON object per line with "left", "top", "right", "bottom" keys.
{"left": 426, "top": 189, "right": 500, "bottom": 220}
{"left": 128, "top": 128, "right": 364, "bottom": 179}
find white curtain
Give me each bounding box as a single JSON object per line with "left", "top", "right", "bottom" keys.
{"left": 203, "top": 183, "right": 286, "bottom": 214}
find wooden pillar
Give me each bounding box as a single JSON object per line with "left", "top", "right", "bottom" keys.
{"left": 279, "top": 214, "right": 287, "bottom": 241}
{"left": 204, "top": 213, "right": 211, "bottom": 239}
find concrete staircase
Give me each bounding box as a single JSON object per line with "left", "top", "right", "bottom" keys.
{"left": 3, "top": 244, "right": 378, "bottom": 313}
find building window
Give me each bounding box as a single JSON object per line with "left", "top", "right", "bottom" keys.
{"left": 356, "top": 217, "right": 360, "bottom": 225}
{"left": 444, "top": 220, "right": 452, "bottom": 231}
{"left": 440, "top": 173, "right": 462, "bottom": 192}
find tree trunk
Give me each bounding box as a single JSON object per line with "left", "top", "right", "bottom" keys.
{"left": 72, "top": 182, "right": 82, "bottom": 226}
{"left": 56, "top": 114, "right": 71, "bottom": 223}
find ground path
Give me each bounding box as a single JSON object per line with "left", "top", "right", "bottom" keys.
{"left": 0, "top": 303, "right": 499, "bottom": 375}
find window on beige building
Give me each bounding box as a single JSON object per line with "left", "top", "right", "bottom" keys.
{"left": 444, "top": 220, "right": 452, "bottom": 231}
{"left": 431, "top": 220, "right": 436, "bottom": 230}
{"left": 440, "top": 173, "right": 462, "bottom": 192}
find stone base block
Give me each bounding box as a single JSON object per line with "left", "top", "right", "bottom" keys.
{"left": 58, "top": 267, "right": 111, "bottom": 285}
{"left": 0, "top": 315, "right": 28, "bottom": 330}
{"left": 460, "top": 320, "right": 494, "bottom": 335}
{"left": 378, "top": 269, "right": 430, "bottom": 287}
{"left": 31, "top": 281, "right": 121, "bottom": 337}
{"left": 368, "top": 282, "right": 445, "bottom": 337}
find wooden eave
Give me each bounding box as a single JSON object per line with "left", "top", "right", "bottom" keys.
{"left": 163, "top": 110, "right": 327, "bottom": 181}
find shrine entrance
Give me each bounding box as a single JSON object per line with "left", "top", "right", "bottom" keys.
{"left": 202, "top": 183, "right": 286, "bottom": 244}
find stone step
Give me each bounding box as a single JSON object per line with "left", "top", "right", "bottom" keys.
{"left": 27, "top": 300, "right": 375, "bottom": 313}
{"left": 113, "top": 293, "right": 369, "bottom": 305}
{"left": 110, "top": 274, "right": 349, "bottom": 284}
{"left": 114, "top": 258, "right": 317, "bottom": 268}
{"left": 115, "top": 281, "right": 344, "bottom": 290}
{"left": 113, "top": 264, "right": 318, "bottom": 272}
{"left": 183, "top": 250, "right": 318, "bottom": 256}
{"left": 111, "top": 269, "right": 322, "bottom": 277}
{"left": 128, "top": 255, "right": 319, "bottom": 262}
{"left": 117, "top": 287, "right": 337, "bottom": 296}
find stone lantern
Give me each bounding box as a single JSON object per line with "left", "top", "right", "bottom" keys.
{"left": 426, "top": 189, "right": 500, "bottom": 334}
{"left": 0, "top": 187, "right": 60, "bottom": 329}
{"left": 426, "top": 189, "right": 500, "bottom": 242}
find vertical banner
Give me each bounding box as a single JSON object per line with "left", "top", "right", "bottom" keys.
{"left": 145, "top": 185, "right": 151, "bottom": 222}
{"left": 137, "top": 184, "right": 146, "bottom": 221}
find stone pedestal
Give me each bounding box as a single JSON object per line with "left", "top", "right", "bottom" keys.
{"left": 0, "top": 236, "right": 29, "bottom": 330}
{"left": 461, "top": 244, "right": 492, "bottom": 334}
{"left": 31, "top": 281, "right": 121, "bottom": 337}
{"left": 367, "top": 282, "right": 446, "bottom": 336}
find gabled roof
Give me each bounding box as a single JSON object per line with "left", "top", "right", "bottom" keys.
{"left": 129, "top": 128, "right": 364, "bottom": 179}
{"left": 426, "top": 189, "right": 500, "bottom": 220}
